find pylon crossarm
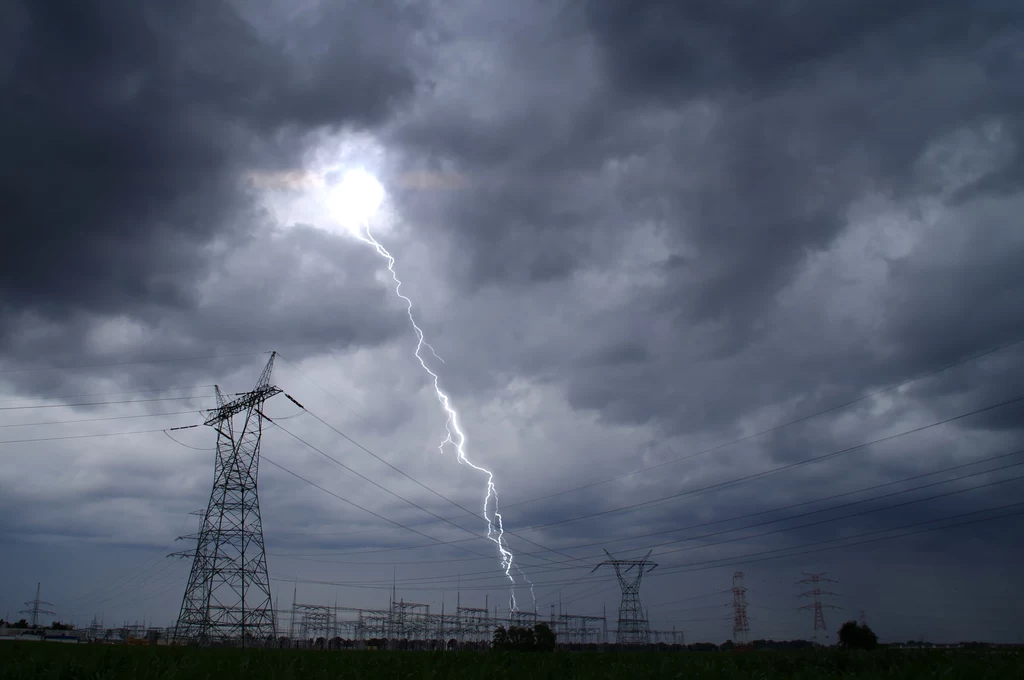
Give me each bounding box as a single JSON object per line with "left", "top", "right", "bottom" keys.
{"left": 204, "top": 385, "right": 282, "bottom": 426}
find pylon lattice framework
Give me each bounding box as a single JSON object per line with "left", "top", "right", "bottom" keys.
{"left": 172, "top": 353, "right": 282, "bottom": 646}
{"left": 798, "top": 572, "right": 839, "bottom": 644}
{"left": 592, "top": 549, "right": 657, "bottom": 645}
{"left": 731, "top": 571, "right": 750, "bottom": 644}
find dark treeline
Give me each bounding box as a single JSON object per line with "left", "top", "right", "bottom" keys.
{"left": 271, "top": 636, "right": 824, "bottom": 652}
{"left": 0, "top": 619, "right": 73, "bottom": 630}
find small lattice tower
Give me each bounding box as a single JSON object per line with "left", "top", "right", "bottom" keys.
{"left": 173, "top": 353, "right": 282, "bottom": 646}
{"left": 798, "top": 572, "right": 839, "bottom": 645}
{"left": 731, "top": 571, "right": 751, "bottom": 644}
{"left": 20, "top": 582, "right": 55, "bottom": 628}
{"left": 592, "top": 549, "right": 657, "bottom": 646}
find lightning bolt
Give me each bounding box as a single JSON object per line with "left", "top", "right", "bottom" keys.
{"left": 354, "top": 222, "right": 532, "bottom": 613}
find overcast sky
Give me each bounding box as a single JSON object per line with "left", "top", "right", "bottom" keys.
{"left": 2, "top": 0, "right": 1023, "bottom": 645}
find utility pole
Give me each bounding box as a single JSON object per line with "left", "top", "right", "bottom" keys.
{"left": 798, "top": 572, "right": 839, "bottom": 645}
{"left": 592, "top": 549, "right": 657, "bottom": 646}
{"left": 20, "top": 583, "right": 55, "bottom": 628}
{"left": 172, "top": 353, "right": 285, "bottom": 646}
{"left": 731, "top": 571, "right": 751, "bottom": 644}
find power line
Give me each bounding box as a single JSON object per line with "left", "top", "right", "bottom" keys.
{"left": 570, "top": 501, "right": 1024, "bottom": 590}
{"left": 270, "top": 447, "right": 1024, "bottom": 564}
{"left": 649, "top": 590, "right": 734, "bottom": 610}
{"left": 629, "top": 469, "right": 1024, "bottom": 567}
{"left": 523, "top": 448, "right": 1024, "bottom": 563}
{"left": 429, "top": 466, "right": 1024, "bottom": 586}
{"left": 56, "top": 511, "right": 195, "bottom": 609}
{"left": 0, "top": 409, "right": 201, "bottom": 429}
{"left": 527, "top": 468, "right": 1024, "bottom": 584}
{"left": 274, "top": 502, "right": 1024, "bottom": 593}
{"left": 260, "top": 454, "right": 496, "bottom": 562}
{"left": 9, "top": 343, "right": 1019, "bottom": 607}
{"left": 271, "top": 393, "right": 1024, "bottom": 558}
{"left": 162, "top": 430, "right": 212, "bottom": 451}
{"left": 0, "top": 384, "right": 216, "bottom": 405}
{"left": 0, "top": 350, "right": 268, "bottom": 374}
{"left": 0, "top": 426, "right": 196, "bottom": 445}
{"left": 275, "top": 361, "right": 586, "bottom": 569}
{"left": 284, "top": 338, "right": 1013, "bottom": 535}
{"left": 277, "top": 339, "right": 1024, "bottom": 543}
{"left": 268, "top": 419, "right": 566, "bottom": 566}
{"left": 655, "top": 502, "right": 1024, "bottom": 580}
{"left": 486, "top": 336, "right": 1024, "bottom": 511}
{"left": 517, "top": 393, "right": 1024, "bottom": 534}
{"left": 521, "top": 457, "right": 1024, "bottom": 570}
{"left": 0, "top": 395, "right": 217, "bottom": 411}
{"left": 268, "top": 453, "right": 1024, "bottom": 588}
{"left": 278, "top": 397, "right": 578, "bottom": 561}
{"left": 56, "top": 342, "right": 999, "bottom": 593}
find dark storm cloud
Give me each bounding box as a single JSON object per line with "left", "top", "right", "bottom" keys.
{"left": 388, "top": 0, "right": 1024, "bottom": 440}
{"left": 0, "top": 0, "right": 419, "bottom": 345}
{"left": 584, "top": 0, "right": 1023, "bottom": 334}
{"left": 584, "top": 0, "right": 1011, "bottom": 98}
{"left": 394, "top": 2, "right": 1021, "bottom": 303}
{"left": 394, "top": 2, "right": 1019, "bottom": 298}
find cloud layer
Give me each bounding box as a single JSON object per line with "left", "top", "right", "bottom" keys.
{"left": 2, "top": 0, "right": 1023, "bottom": 644}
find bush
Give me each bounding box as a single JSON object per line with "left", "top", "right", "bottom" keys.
{"left": 838, "top": 621, "right": 878, "bottom": 650}
{"left": 492, "top": 623, "right": 557, "bottom": 652}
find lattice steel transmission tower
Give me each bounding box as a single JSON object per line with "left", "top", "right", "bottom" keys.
{"left": 592, "top": 549, "right": 657, "bottom": 645}
{"left": 731, "top": 571, "right": 751, "bottom": 644}
{"left": 798, "top": 572, "right": 839, "bottom": 645}
{"left": 20, "top": 582, "right": 55, "bottom": 628}
{"left": 172, "top": 353, "right": 282, "bottom": 646}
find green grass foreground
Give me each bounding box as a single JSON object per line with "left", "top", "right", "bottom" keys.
{"left": 1, "top": 644, "right": 1022, "bottom": 679}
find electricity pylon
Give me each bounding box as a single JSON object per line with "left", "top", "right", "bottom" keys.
{"left": 592, "top": 549, "right": 657, "bottom": 645}
{"left": 798, "top": 572, "right": 839, "bottom": 645}
{"left": 731, "top": 571, "right": 751, "bottom": 644}
{"left": 173, "top": 352, "right": 282, "bottom": 646}
{"left": 20, "top": 582, "right": 55, "bottom": 628}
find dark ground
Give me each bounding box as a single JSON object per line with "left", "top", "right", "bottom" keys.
{"left": 1, "top": 643, "right": 1022, "bottom": 679}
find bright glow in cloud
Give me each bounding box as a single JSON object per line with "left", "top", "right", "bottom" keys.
{"left": 248, "top": 129, "right": 389, "bottom": 238}
{"left": 325, "top": 169, "right": 385, "bottom": 237}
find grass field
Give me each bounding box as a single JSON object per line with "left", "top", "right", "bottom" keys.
{"left": 1, "top": 643, "right": 1022, "bottom": 679}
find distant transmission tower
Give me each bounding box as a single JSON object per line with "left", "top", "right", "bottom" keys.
{"left": 731, "top": 571, "right": 751, "bottom": 644}
{"left": 592, "top": 549, "right": 657, "bottom": 645}
{"left": 20, "top": 582, "right": 55, "bottom": 628}
{"left": 859, "top": 609, "right": 867, "bottom": 627}
{"left": 173, "top": 353, "right": 282, "bottom": 646}
{"left": 798, "top": 572, "right": 839, "bottom": 645}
